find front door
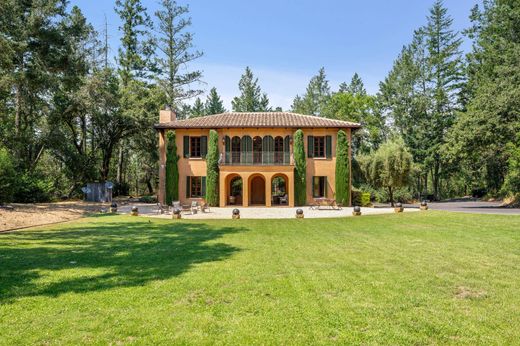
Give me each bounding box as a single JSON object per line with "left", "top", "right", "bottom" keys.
{"left": 250, "top": 176, "right": 265, "bottom": 205}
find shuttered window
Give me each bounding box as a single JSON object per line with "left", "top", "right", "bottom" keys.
{"left": 308, "top": 135, "right": 314, "bottom": 158}
{"left": 187, "top": 176, "right": 205, "bottom": 198}
{"left": 183, "top": 136, "right": 208, "bottom": 159}
{"left": 325, "top": 135, "right": 332, "bottom": 159}
{"left": 312, "top": 176, "right": 327, "bottom": 198}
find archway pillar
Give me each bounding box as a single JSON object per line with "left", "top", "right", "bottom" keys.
{"left": 242, "top": 172, "right": 250, "bottom": 207}
{"left": 219, "top": 173, "right": 228, "bottom": 207}
{"left": 265, "top": 173, "right": 272, "bottom": 207}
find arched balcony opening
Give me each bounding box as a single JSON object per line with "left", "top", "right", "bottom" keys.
{"left": 231, "top": 136, "right": 241, "bottom": 163}
{"left": 253, "top": 136, "right": 263, "bottom": 164}
{"left": 271, "top": 174, "right": 288, "bottom": 205}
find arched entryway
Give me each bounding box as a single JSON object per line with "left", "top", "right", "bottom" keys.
{"left": 249, "top": 175, "right": 266, "bottom": 205}
{"left": 226, "top": 174, "right": 243, "bottom": 206}
{"left": 271, "top": 174, "right": 288, "bottom": 205}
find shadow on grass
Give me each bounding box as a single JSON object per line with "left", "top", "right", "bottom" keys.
{"left": 0, "top": 217, "right": 244, "bottom": 303}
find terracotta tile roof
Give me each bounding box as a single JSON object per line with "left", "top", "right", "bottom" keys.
{"left": 154, "top": 112, "right": 361, "bottom": 129}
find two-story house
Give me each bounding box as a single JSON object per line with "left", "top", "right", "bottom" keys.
{"left": 155, "top": 108, "right": 360, "bottom": 207}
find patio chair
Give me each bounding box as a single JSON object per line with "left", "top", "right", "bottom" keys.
{"left": 171, "top": 201, "right": 181, "bottom": 213}
{"left": 201, "top": 201, "right": 210, "bottom": 213}
{"left": 181, "top": 203, "right": 191, "bottom": 214}
{"left": 279, "top": 194, "right": 288, "bottom": 205}
{"left": 156, "top": 203, "right": 169, "bottom": 215}
{"left": 191, "top": 201, "right": 199, "bottom": 214}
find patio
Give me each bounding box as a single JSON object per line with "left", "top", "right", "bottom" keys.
{"left": 117, "top": 204, "right": 418, "bottom": 219}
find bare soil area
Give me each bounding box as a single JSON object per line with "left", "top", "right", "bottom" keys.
{"left": 0, "top": 201, "right": 108, "bottom": 232}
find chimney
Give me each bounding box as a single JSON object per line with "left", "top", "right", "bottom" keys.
{"left": 159, "top": 105, "right": 176, "bottom": 123}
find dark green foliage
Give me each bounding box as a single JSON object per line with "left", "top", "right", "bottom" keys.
{"left": 335, "top": 130, "right": 350, "bottom": 206}
{"left": 501, "top": 135, "right": 520, "bottom": 197}
{"left": 0, "top": 147, "right": 15, "bottom": 203}
{"left": 292, "top": 67, "right": 331, "bottom": 116}
{"left": 13, "top": 173, "right": 53, "bottom": 203}
{"left": 232, "top": 67, "right": 270, "bottom": 112}
{"left": 190, "top": 97, "right": 206, "bottom": 117}
{"left": 205, "top": 87, "right": 226, "bottom": 114}
{"left": 165, "top": 131, "right": 179, "bottom": 204}
{"left": 293, "top": 129, "right": 306, "bottom": 206}
{"left": 205, "top": 130, "right": 219, "bottom": 206}
{"left": 155, "top": 0, "right": 203, "bottom": 106}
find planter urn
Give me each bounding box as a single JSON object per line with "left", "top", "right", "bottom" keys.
{"left": 172, "top": 208, "right": 182, "bottom": 219}
{"left": 295, "top": 208, "right": 304, "bottom": 219}
{"left": 394, "top": 202, "right": 404, "bottom": 213}
{"left": 131, "top": 206, "right": 139, "bottom": 216}
{"left": 420, "top": 200, "right": 428, "bottom": 211}
{"left": 352, "top": 206, "right": 362, "bottom": 216}
{"left": 110, "top": 202, "right": 118, "bottom": 213}
{"left": 232, "top": 208, "right": 240, "bottom": 220}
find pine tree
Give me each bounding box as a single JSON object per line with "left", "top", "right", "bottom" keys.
{"left": 205, "top": 87, "right": 226, "bottom": 114}
{"left": 444, "top": 0, "right": 520, "bottom": 195}
{"left": 190, "top": 97, "right": 205, "bottom": 117}
{"left": 291, "top": 67, "right": 330, "bottom": 116}
{"left": 155, "top": 0, "right": 203, "bottom": 107}
{"left": 339, "top": 73, "right": 366, "bottom": 96}
{"left": 115, "top": 0, "right": 155, "bottom": 86}
{"left": 231, "top": 67, "right": 270, "bottom": 112}
{"left": 378, "top": 0, "right": 463, "bottom": 199}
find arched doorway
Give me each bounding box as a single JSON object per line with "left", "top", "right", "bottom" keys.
{"left": 227, "top": 174, "right": 243, "bottom": 206}
{"left": 271, "top": 174, "right": 288, "bottom": 205}
{"left": 249, "top": 175, "right": 266, "bottom": 205}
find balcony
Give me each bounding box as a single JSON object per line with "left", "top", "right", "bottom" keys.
{"left": 223, "top": 151, "right": 291, "bottom": 166}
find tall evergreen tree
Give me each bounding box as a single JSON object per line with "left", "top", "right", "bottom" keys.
{"left": 292, "top": 67, "right": 330, "bottom": 116}
{"left": 205, "top": 87, "right": 226, "bottom": 114}
{"left": 444, "top": 0, "right": 520, "bottom": 195}
{"left": 232, "top": 67, "right": 270, "bottom": 112}
{"left": 155, "top": 0, "right": 203, "bottom": 107}
{"left": 190, "top": 97, "right": 205, "bottom": 117}
{"left": 339, "top": 73, "right": 367, "bottom": 96}
{"left": 378, "top": 0, "right": 463, "bottom": 199}
{"left": 115, "top": 0, "right": 155, "bottom": 86}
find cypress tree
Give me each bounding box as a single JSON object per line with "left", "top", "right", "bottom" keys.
{"left": 293, "top": 129, "right": 307, "bottom": 206}
{"left": 335, "top": 130, "right": 350, "bottom": 206}
{"left": 165, "top": 131, "right": 179, "bottom": 204}
{"left": 205, "top": 129, "right": 219, "bottom": 206}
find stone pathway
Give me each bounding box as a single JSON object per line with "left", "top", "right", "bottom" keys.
{"left": 117, "top": 204, "right": 419, "bottom": 220}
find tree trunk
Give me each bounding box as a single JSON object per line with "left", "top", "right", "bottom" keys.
{"left": 146, "top": 179, "right": 153, "bottom": 195}
{"left": 117, "top": 145, "right": 124, "bottom": 186}
{"left": 388, "top": 186, "right": 394, "bottom": 207}
{"left": 433, "top": 161, "right": 440, "bottom": 201}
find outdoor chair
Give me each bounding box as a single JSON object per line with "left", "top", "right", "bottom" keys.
{"left": 279, "top": 194, "right": 288, "bottom": 205}
{"left": 156, "top": 203, "right": 169, "bottom": 215}
{"left": 191, "top": 201, "right": 199, "bottom": 214}
{"left": 181, "top": 203, "right": 191, "bottom": 214}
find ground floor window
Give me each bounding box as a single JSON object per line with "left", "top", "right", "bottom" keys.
{"left": 188, "top": 176, "right": 205, "bottom": 198}
{"left": 313, "top": 176, "right": 327, "bottom": 198}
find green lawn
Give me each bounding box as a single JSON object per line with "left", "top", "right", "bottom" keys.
{"left": 1, "top": 212, "right": 520, "bottom": 345}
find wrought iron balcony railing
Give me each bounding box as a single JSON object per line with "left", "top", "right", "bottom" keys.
{"left": 223, "top": 151, "right": 291, "bottom": 166}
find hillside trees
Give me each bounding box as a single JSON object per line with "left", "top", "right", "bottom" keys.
{"left": 232, "top": 67, "right": 270, "bottom": 112}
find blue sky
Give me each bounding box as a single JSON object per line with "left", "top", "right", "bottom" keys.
{"left": 70, "top": 0, "right": 476, "bottom": 110}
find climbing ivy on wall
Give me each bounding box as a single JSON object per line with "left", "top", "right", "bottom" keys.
{"left": 205, "top": 129, "right": 220, "bottom": 206}
{"left": 293, "top": 129, "right": 307, "bottom": 206}
{"left": 166, "top": 131, "right": 179, "bottom": 204}
{"left": 335, "top": 130, "right": 350, "bottom": 206}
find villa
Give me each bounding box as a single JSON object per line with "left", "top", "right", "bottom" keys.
{"left": 155, "top": 108, "right": 360, "bottom": 207}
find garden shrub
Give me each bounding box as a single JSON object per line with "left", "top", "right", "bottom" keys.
{"left": 293, "top": 129, "right": 306, "bottom": 206}
{"left": 13, "top": 173, "right": 53, "bottom": 203}
{"left": 166, "top": 131, "right": 179, "bottom": 204}
{"left": 335, "top": 130, "right": 350, "bottom": 206}
{"left": 205, "top": 129, "right": 219, "bottom": 206}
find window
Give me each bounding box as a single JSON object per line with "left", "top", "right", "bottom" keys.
{"left": 313, "top": 176, "right": 327, "bottom": 198}
{"left": 190, "top": 176, "right": 203, "bottom": 197}
{"left": 190, "top": 137, "right": 201, "bottom": 158}
{"left": 313, "top": 136, "right": 325, "bottom": 158}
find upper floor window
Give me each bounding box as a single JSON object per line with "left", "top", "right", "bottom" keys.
{"left": 313, "top": 136, "right": 325, "bottom": 158}
{"left": 190, "top": 137, "right": 201, "bottom": 157}
{"left": 183, "top": 135, "right": 207, "bottom": 158}
{"left": 308, "top": 135, "right": 332, "bottom": 159}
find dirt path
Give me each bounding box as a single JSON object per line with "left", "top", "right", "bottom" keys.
{"left": 0, "top": 201, "right": 108, "bottom": 232}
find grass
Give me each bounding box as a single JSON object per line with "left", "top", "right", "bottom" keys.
{"left": 1, "top": 212, "right": 520, "bottom": 345}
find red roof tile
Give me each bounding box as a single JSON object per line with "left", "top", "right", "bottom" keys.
{"left": 154, "top": 112, "right": 361, "bottom": 129}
